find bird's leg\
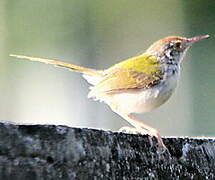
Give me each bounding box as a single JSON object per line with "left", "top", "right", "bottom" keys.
{"left": 113, "top": 109, "right": 166, "bottom": 148}
{"left": 119, "top": 126, "right": 154, "bottom": 146}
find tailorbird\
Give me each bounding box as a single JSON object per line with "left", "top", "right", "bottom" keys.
{"left": 10, "top": 34, "right": 209, "bottom": 148}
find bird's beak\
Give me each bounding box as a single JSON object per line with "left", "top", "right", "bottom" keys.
{"left": 187, "top": 34, "right": 210, "bottom": 45}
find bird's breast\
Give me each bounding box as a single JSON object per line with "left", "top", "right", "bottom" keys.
{"left": 109, "top": 70, "right": 179, "bottom": 114}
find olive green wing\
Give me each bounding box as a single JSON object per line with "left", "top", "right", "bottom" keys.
{"left": 88, "top": 53, "right": 163, "bottom": 98}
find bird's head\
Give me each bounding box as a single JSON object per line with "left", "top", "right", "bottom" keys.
{"left": 146, "top": 35, "right": 209, "bottom": 64}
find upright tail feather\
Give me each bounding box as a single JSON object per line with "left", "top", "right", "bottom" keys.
{"left": 9, "top": 54, "right": 103, "bottom": 77}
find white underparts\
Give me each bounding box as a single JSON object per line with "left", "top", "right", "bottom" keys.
{"left": 86, "top": 64, "right": 180, "bottom": 114}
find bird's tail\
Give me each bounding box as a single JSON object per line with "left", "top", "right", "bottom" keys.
{"left": 9, "top": 54, "right": 103, "bottom": 77}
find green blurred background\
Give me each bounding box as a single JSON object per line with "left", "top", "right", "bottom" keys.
{"left": 0, "top": 0, "right": 214, "bottom": 137}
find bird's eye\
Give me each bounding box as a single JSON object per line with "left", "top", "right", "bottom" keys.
{"left": 174, "top": 42, "right": 181, "bottom": 49}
